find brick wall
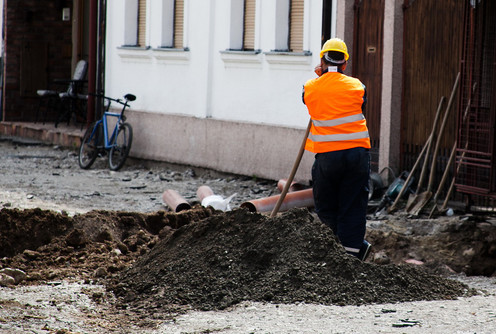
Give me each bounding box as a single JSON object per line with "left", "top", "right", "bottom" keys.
{"left": 2, "top": 0, "right": 73, "bottom": 122}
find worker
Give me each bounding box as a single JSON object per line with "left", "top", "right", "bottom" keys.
{"left": 302, "top": 38, "right": 371, "bottom": 261}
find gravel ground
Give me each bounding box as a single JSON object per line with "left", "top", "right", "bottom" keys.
{"left": 0, "top": 137, "right": 495, "bottom": 333}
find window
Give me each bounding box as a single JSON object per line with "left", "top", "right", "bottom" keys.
{"left": 160, "top": 0, "right": 184, "bottom": 48}
{"left": 321, "top": 0, "right": 334, "bottom": 46}
{"left": 243, "top": 0, "right": 256, "bottom": 50}
{"left": 137, "top": 0, "right": 147, "bottom": 47}
{"left": 122, "top": 0, "right": 147, "bottom": 47}
{"left": 274, "top": 0, "right": 304, "bottom": 52}
{"left": 229, "top": 0, "right": 257, "bottom": 51}
{"left": 289, "top": 0, "right": 304, "bottom": 52}
{"left": 174, "top": 0, "right": 184, "bottom": 48}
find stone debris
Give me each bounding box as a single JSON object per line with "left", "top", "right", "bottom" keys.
{"left": 0, "top": 268, "right": 26, "bottom": 285}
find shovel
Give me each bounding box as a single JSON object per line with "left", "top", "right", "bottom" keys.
{"left": 407, "top": 72, "right": 460, "bottom": 215}
{"left": 431, "top": 82, "right": 477, "bottom": 217}
{"left": 405, "top": 96, "right": 445, "bottom": 212}
{"left": 270, "top": 119, "right": 312, "bottom": 218}
{"left": 428, "top": 141, "right": 456, "bottom": 218}
{"left": 387, "top": 134, "right": 431, "bottom": 213}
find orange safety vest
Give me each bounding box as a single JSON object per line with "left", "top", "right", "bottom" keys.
{"left": 303, "top": 69, "right": 371, "bottom": 153}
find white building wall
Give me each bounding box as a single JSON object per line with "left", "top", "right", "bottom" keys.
{"left": 105, "top": 0, "right": 320, "bottom": 126}
{"left": 104, "top": 0, "right": 362, "bottom": 181}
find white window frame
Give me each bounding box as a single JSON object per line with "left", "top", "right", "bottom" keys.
{"left": 123, "top": 0, "right": 139, "bottom": 46}
{"left": 274, "top": 0, "right": 290, "bottom": 51}
{"left": 229, "top": 0, "right": 244, "bottom": 50}
{"left": 265, "top": 0, "right": 311, "bottom": 67}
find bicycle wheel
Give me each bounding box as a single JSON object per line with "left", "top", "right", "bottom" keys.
{"left": 78, "top": 121, "right": 102, "bottom": 169}
{"left": 108, "top": 122, "right": 133, "bottom": 171}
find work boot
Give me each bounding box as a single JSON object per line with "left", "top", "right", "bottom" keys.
{"left": 344, "top": 240, "right": 372, "bottom": 261}
{"left": 358, "top": 240, "right": 372, "bottom": 261}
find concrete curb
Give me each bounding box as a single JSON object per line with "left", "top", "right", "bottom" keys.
{"left": 0, "top": 122, "right": 84, "bottom": 149}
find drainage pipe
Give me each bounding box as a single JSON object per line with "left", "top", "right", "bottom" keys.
{"left": 277, "top": 179, "right": 307, "bottom": 193}
{"left": 162, "top": 189, "right": 191, "bottom": 212}
{"left": 241, "top": 188, "right": 314, "bottom": 213}
{"left": 196, "top": 185, "right": 215, "bottom": 202}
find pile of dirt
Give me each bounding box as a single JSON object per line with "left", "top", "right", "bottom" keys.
{"left": 0, "top": 207, "right": 216, "bottom": 283}
{"left": 109, "top": 208, "right": 473, "bottom": 316}
{"left": 0, "top": 206, "right": 484, "bottom": 322}
{"left": 0, "top": 208, "right": 72, "bottom": 258}
{"left": 366, "top": 215, "right": 496, "bottom": 276}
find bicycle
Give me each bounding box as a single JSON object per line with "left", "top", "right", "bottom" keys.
{"left": 78, "top": 93, "right": 135, "bottom": 171}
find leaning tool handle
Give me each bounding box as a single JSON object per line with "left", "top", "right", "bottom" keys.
{"left": 270, "top": 119, "right": 312, "bottom": 218}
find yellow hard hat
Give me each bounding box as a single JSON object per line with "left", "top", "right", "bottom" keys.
{"left": 320, "top": 38, "right": 349, "bottom": 61}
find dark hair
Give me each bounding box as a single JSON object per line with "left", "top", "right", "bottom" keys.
{"left": 323, "top": 51, "right": 345, "bottom": 65}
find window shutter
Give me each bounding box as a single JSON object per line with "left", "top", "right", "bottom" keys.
{"left": 174, "top": 0, "right": 184, "bottom": 49}
{"left": 138, "top": 0, "right": 147, "bottom": 47}
{"left": 289, "top": 0, "right": 304, "bottom": 52}
{"left": 243, "top": 0, "right": 256, "bottom": 50}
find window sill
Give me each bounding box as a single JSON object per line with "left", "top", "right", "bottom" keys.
{"left": 220, "top": 50, "right": 263, "bottom": 68}
{"left": 117, "top": 46, "right": 190, "bottom": 63}
{"left": 264, "top": 51, "right": 313, "bottom": 67}
{"left": 153, "top": 47, "right": 190, "bottom": 62}
{"left": 117, "top": 46, "right": 152, "bottom": 62}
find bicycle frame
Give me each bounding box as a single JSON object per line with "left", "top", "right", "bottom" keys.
{"left": 100, "top": 110, "right": 123, "bottom": 149}
{"left": 88, "top": 94, "right": 133, "bottom": 150}
{"left": 79, "top": 93, "right": 135, "bottom": 171}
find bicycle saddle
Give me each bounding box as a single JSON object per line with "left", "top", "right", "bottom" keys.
{"left": 124, "top": 94, "right": 136, "bottom": 101}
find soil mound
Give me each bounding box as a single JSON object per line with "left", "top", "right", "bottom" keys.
{"left": 0, "top": 207, "right": 216, "bottom": 283}
{"left": 110, "top": 208, "right": 472, "bottom": 313}
{"left": 0, "top": 208, "right": 72, "bottom": 257}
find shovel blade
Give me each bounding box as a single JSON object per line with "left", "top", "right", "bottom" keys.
{"left": 407, "top": 191, "right": 432, "bottom": 215}
{"left": 405, "top": 193, "right": 417, "bottom": 212}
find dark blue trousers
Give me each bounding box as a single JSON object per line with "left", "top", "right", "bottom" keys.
{"left": 311, "top": 147, "right": 370, "bottom": 251}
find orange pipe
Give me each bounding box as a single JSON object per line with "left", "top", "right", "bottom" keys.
{"left": 277, "top": 179, "right": 307, "bottom": 193}
{"left": 241, "top": 188, "right": 314, "bottom": 213}
{"left": 196, "top": 185, "right": 215, "bottom": 202}
{"left": 162, "top": 189, "right": 191, "bottom": 212}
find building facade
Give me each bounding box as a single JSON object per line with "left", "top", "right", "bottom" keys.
{"left": 4, "top": 0, "right": 486, "bottom": 201}
{"left": 103, "top": 0, "right": 402, "bottom": 182}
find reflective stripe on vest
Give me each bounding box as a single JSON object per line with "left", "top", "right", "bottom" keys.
{"left": 308, "top": 130, "right": 369, "bottom": 142}
{"left": 312, "top": 113, "right": 365, "bottom": 127}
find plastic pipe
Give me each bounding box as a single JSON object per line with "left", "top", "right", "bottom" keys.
{"left": 277, "top": 179, "right": 306, "bottom": 193}
{"left": 162, "top": 189, "right": 191, "bottom": 212}
{"left": 196, "top": 185, "right": 215, "bottom": 202}
{"left": 241, "top": 188, "right": 314, "bottom": 213}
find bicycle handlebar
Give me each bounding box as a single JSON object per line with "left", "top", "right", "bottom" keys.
{"left": 88, "top": 93, "right": 136, "bottom": 106}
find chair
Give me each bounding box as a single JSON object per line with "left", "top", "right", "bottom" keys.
{"left": 36, "top": 60, "right": 88, "bottom": 126}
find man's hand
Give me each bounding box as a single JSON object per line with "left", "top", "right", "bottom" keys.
{"left": 314, "top": 64, "right": 323, "bottom": 77}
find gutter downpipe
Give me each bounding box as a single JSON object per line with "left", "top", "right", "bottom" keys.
{"left": 95, "top": 0, "right": 107, "bottom": 119}
{"left": 87, "top": 0, "right": 98, "bottom": 125}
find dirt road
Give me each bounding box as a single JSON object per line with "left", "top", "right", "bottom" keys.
{"left": 0, "top": 136, "right": 277, "bottom": 215}
{"left": 0, "top": 137, "right": 495, "bottom": 333}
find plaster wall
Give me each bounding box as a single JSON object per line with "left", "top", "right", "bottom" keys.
{"left": 379, "top": 0, "right": 403, "bottom": 178}
{"left": 126, "top": 110, "right": 315, "bottom": 182}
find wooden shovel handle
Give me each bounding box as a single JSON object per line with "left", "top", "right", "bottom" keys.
{"left": 426, "top": 72, "right": 460, "bottom": 193}
{"left": 270, "top": 119, "right": 312, "bottom": 218}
